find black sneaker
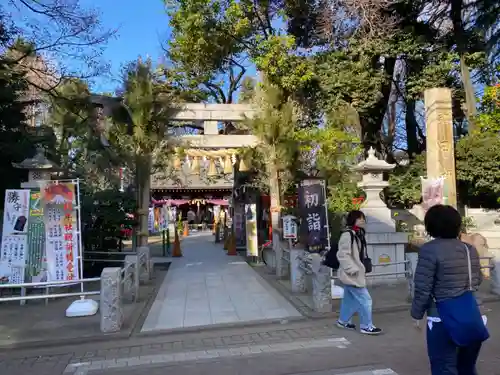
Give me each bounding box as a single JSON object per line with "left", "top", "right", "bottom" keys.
{"left": 360, "top": 326, "right": 382, "bottom": 335}
{"left": 336, "top": 320, "right": 356, "bottom": 330}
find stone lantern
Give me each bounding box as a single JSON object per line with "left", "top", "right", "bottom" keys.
{"left": 12, "top": 145, "right": 60, "bottom": 188}
{"left": 353, "top": 147, "right": 408, "bottom": 284}
{"left": 353, "top": 147, "right": 396, "bottom": 233}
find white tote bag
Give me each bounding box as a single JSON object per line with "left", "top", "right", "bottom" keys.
{"left": 331, "top": 279, "right": 344, "bottom": 299}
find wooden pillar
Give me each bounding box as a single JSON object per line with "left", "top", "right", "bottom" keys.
{"left": 424, "top": 88, "right": 457, "bottom": 208}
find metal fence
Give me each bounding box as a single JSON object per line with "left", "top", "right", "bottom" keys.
{"left": 0, "top": 249, "right": 150, "bottom": 305}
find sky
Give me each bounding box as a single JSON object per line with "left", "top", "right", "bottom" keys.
{"left": 85, "top": 0, "right": 170, "bottom": 93}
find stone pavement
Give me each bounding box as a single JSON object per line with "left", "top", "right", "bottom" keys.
{"left": 2, "top": 302, "right": 500, "bottom": 375}
{"left": 141, "top": 232, "right": 302, "bottom": 331}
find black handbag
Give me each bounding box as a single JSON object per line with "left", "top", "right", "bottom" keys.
{"left": 354, "top": 231, "right": 372, "bottom": 274}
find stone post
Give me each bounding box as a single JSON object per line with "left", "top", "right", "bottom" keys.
{"left": 124, "top": 255, "right": 139, "bottom": 302}
{"left": 310, "top": 253, "right": 332, "bottom": 312}
{"left": 490, "top": 249, "right": 500, "bottom": 296}
{"left": 137, "top": 246, "right": 151, "bottom": 283}
{"left": 424, "top": 88, "right": 457, "bottom": 208}
{"left": 275, "top": 243, "right": 285, "bottom": 277}
{"left": 290, "top": 247, "right": 306, "bottom": 293}
{"left": 100, "top": 267, "right": 123, "bottom": 333}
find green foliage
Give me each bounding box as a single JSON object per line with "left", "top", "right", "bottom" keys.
{"left": 387, "top": 154, "right": 426, "bottom": 208}
{"left": 240, "top": 78, "right": 301, "bottom": 192}
{"left": 0, "top": 31, "right": 38, "bottom": 206}
{"left": 253, "top": 35, "right": 315, "bottom": 94}
{"left": 109, "top": 58, "right": 175, "bottom": 171}
{"left": 476, "top": 84, "right": 500, "bottom": 133}
{"left": 81, "top": 187, "right": 136, "bottom": 250}
{"left": 456, "top": 133, "right": 500, "bottom": 207}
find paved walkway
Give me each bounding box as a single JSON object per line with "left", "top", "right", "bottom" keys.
{"left": 141, "top": 233, "right": 302, "bottom": 331}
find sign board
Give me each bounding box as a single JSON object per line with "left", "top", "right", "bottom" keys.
{"left": 421, "top": 177, "right": 444, "bottom": 211}
{"left": 40, "top": 182, "right": 80, "bottom": 282}
{"left": 245, "top": 204, "right": 258, "bottom": 256}
{"left": 298, "top": 180, "right": 330, "bottom": 253}
{"left": 0, "top": 189, "right": 31, "bottom": 284}
{"left": 282, "top": 215, "right": 297, "bottom": 240}
{"left": 26, "top": 190, "right": 46, "bottom": 282}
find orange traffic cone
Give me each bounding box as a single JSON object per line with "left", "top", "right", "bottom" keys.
{"left": 172, "top": 229, "right": 183, "bottom": 257}
{"left": 227, "top": 232, "right": 237, "bottom": 256}
{"left": 183, "top": 221, "right": 189, "bottom": 237}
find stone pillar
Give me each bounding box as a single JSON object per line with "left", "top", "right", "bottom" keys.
{"left": 275, "top": 244, "right": 285, "bottom": 277}
{"left": 124, "top": 255, "right": 138, "bottom": 302}
{"left": 137, "top": 246, "right": 151, "bottom": 283}
{"left": 490, "top": 249, "right": 500, "bottom": 295}
{"left": 424, "top": 88, "right": 457, "bottom": 208}
{"left": 291, "top": 247, "right": 306, "bottom": 293}
{"left": 204, "top": 120, "right": 219, "bottom": 135}
{"left": 310, "top": 254, "right": 332, "bottom": 312}
{"left": 100, "top": 267, "right": 123, "bottom": 333}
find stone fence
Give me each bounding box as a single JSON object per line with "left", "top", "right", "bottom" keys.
{"left": 100, "top": 246, "right": 152, "bottom": 333}
{"left": 273, "top": 243, "right": 332, "bottom": 312}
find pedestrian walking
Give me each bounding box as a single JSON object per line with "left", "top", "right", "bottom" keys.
{"left": 335, "top": 210, "right": 382, "bottom": 335}
{"left": 411, "top": 204, "right": 489, "bottom": 375}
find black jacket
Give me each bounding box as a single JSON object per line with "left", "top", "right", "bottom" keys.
{"left": 411, "top": 238, "right": 482, "bottom": 320}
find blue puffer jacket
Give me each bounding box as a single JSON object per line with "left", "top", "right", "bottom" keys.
{"left": 411, "top": 238, "right": 482, "bottom": 320}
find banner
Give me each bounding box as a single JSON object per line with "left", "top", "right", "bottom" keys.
{"left": 26, "top": 190, "right": 47, "bottom": 282}
{"left": 245, "top": 204, "right": 258, "bottom": 256}
{"left": 282, "top": 215, "right": 298, "bottom": 240}
{"left": 41, "top": 182, "right": 79, "bottom": 282}
{"left": 148, "top": 207, "right": 155, "bottom": 233}
{"left": 421, "top": 177, "right": 444, "bottom": 211}
{"left": 298, "top": 180, "right": 328, "bottom": 253}
{"left": 234, "top": 202, "right": 246, "bottom": 248}
{"left": 0, "top": 189, "right": 30, "bottom": 284}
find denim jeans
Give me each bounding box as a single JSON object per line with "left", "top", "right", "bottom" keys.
{"left": 338, "top": 285, "right": 373, "bottom": 329}
{"left": 427, "top": 321, "right": 481, "bottom": 375}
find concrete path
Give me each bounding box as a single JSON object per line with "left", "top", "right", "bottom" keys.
{"left": 141, "top": 233, "right": 302, "bottom": 331}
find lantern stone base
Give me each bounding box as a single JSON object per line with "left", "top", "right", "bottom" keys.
{"left": 365, "top": 233, "right": 408, "bottom": 286}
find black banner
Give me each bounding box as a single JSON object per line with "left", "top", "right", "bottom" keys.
{"left": 298, "top": 180, "right": 328, "bottom": 253}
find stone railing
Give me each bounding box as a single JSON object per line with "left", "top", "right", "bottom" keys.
{"left": 100, "top": 246, "right": 152, "bottom": 333}
{"left": 273, "top": 243, "right": 332, "bottom": 312}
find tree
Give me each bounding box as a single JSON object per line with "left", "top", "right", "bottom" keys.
{"left": 3, "top": 0, "right": 114, "bottom": 93}
{"left": 104, "top": 58, "right": 177, "bottom": 247}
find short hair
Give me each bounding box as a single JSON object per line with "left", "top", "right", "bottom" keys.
{"left": 424, "top": 205, "right": 462, "bottom": 239}
{"left": 345, "top": 210, "right": 366, "bottom": 227}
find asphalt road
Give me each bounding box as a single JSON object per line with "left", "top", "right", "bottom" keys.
{"left": 2, "top": 302, "right": 500, "bottom": 375}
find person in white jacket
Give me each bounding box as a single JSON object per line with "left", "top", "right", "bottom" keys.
{"left": 336, "top": 210, "right": 382, "bottom": 335}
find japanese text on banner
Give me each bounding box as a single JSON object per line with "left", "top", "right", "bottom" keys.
{"left": 41, "top": 182, "right": 79, "bottom": 282}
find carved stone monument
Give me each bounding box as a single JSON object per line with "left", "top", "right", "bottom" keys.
{"left": 310, "top": 254, "right": 332, "bottom": 312}
{"left": 100, "top": 267, "right": 123, "bottom": 333}
{"left": 137, "top": 246, "right": 152, "bottom": 283}
{"left": 424, "top": 88, "right": 457, "bottom": 207}
{"left": 290, "top": 247, "right": 306, "bottom": 293}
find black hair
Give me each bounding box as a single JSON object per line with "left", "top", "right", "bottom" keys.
{"left": 345, "top": 210, "right": 366, "bottom": 227}
{"left": 424, "top": 204, "right": 462, "bottom": 239}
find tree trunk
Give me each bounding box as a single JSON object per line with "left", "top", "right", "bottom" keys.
{"left": 136, "top": 154, "right": 151, "bottom": 247}
{"left": 405, "top": 100, "right": 419, "bottom": 158}
{"left": 450, "top": 0, "right": 477, "bottom": 130}
{"left": 268, "top": 149, "right": 281, "bottom": 256}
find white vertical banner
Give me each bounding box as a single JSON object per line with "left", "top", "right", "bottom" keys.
{"left": 245, "top": 204, "right": 258, "bottom": 256}
{"left": 282, "top": 215, "right": 298, "bottom": 240}
{"left": 148, "top": 207, "right": 155, "bottom": 233}
{"left": 421, "top": 177, "right": 445, "bottom": 211}
{"left": 40, "top": 181, "right": 80, "bottom": 282}
{"left": 0, "top": 189, "right": 30, "bottom": 284}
